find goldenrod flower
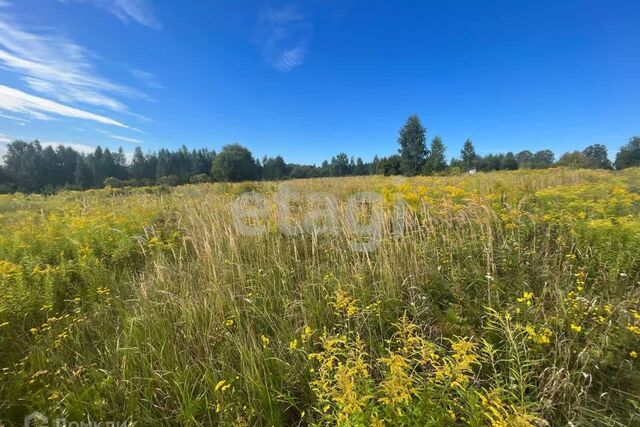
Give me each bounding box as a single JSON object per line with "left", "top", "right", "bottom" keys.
{"left": 214, "top": 380, "right": 230, "bottom": 392}
{"left": 516, "top": 291, "right": 534, "bottom": 306}
{"left": 627, "top": 325, "right": 640, "bottom": 335}
{"left": 301, "top": 325, "right": 313, "bottom": 343}
{"left": 261, "top": 335, "right": 270, "bottom": 349}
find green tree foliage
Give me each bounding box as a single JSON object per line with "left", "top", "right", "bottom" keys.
{"left": 74, "top": 158, "right": 94, "bottom": 189}
{"left": 211, "top": 144, "right": 260, "bottom": 182}
{"left": 531, "top": 150, "right": 555, "bottom": 169}
{"left": 191, "top": 148, "right": 216, "bottom": 176}
{"left": 288, "top": 164, "right": 321, "bottom": 179}
{"left": 330, "top": 153, "right": 352, "bottom": 177}
{"left": 103, "top": 177, "right": 124, "bottom": 188}
{"left": 398, "top": 115, "right": 428, "bottom": 176}
{"left": 83, "top": 146, "right": 128, "bottom": 187}
{"left": 583, "top": 144, "right": 612, "bottom": 169}
{"left": 3, "top": 140, "right": 80, "bottom": 192}
{"left": 0, "top": 140, "right": 218, "bottom": 193}
{"left": 558, "top": 151, "right": 590, "bottom": 169}
{"left": 353, "top": 157, "right": 369, "bottom": 176}
{"left": 189, "top": 173, "right": 211, "bottom": 184}
{"left": 1, "top": 126, "right": 637, "bottom": 194}
{"left": 615, "top": 137, "right": 640, "bottom": 170}
{"left": 460, "top": 139, "right": 478, "bottom": 171}
{"left": 477, "top": 154, "right": 504, "bottom": 171}
{"left": 130, "top": 147, "right": 147, "bottom": 180}
{"left": 516, "top": 151, "right": 534, "bottom": 168}
{"left": 157, "top": 175, "right": 180, "bottom": 186}
{"left": 501, "top": 152, "right": 519, "bottom": 170}
{"left": 373, "top": 155, "right": 402, "bottom": 176}
{"left": 262, "top": 156, "right": 288, "bottom": 181}
{"left": 0, "top": 166, "right": 13, "bottom": 193}
{"left": 426, "top": 136, "right": 447, "bottom": 173}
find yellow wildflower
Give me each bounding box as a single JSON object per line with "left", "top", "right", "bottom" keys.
{"left": 301, "top": 325, "right": 313, "bottom": 343}
{"left": 516, "top": 291, "right": 534, "bottom": 306}
{"left": 525, "top": 325, "right": 552, "bottom": 345}
{"left": 627, "top": 325, "right": 640, "bottom": 335}
{"left": 214, "top": 380, "right": 226, "bottom": 392}
{"left": 333, "top": 290, "right": 359, "bottom": 318}
{"left": 214, "top": 380, "right": 231, "bottom": 392}
{"left": 378, "top": 352, "right": 416, "bottom": 408}
{"left": 261, "top": 335, "right": 270, "bottom": 349}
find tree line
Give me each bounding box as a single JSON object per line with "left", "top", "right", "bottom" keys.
{"left": 1, "top": 115, "right": 639, "bottom": 193}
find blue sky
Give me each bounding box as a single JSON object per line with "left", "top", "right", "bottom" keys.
{"left": 0, "top": 0, "right": 638, "bottom": 163}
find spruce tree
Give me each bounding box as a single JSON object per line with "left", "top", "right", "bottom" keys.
{"left": 427, "top": 136, "right": 447, "bottom": 173}
{"left": 398, "top": 115, "right": 427, "bottom": 176}
{"left": 460, "top": 139, "right": 477, "bottom": 171}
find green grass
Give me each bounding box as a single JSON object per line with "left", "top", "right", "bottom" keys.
{"left": 1, "top": 168, "right": 639, "bottom": 426}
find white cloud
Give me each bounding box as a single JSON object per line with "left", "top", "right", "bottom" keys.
{"left": 274, "top": 44, "right": 306, "bottom": 71}
{"left": 106, "top": 134, "right": 142, "bottom": 144}
{"left": 0, "top": 111, "right": 29, "bottom": 123}
{"left": 0, "top": 7, "right": 157, "bottom": 130}
{"left": 0, "top": 13, "right": 146, "bottom": 114}
{"left": 265, "top": 5, "right": 305, "bottom": 25}
{"left": 23, "top": 76, "right": 127, "bottom": 112}
{"left": 0, "top": 84, "right": 131, "bottom": 128}
{"left": 96, "top": 128, "right": 142, "bottom": 144}
{"left": 258, "top": 5, "right": 311, "bottom": 72}
{"left": 129, "top": 68, "right": 163, "bottom": 89}
{"left": 59, "top": 0, "right": 162, "bottom": 30}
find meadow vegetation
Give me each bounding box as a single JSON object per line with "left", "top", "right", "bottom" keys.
{"left": 1, "top": 168, "right": 639, "bottom": 426}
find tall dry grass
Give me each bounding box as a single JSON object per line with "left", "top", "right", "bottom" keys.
{"left": 1, "top": 168, "right": 639, "bottom": 426}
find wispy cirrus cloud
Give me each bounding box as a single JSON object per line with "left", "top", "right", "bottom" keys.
{"left": 0, "top": 5, "right": 154, "bottom": 129}
{"left": 0, "top": 111, "right": 29, "bottom": 123}
{"left": 257, "top": 5, "right": 312, "bottom": 72}
{"left": 129, "top": 68, "right": 163, "bottom": 89}
{"left": 0, "top": 84, "right": 131, "bottom": 128}
{"left": 96, "top": 128, "right": 143, "bottom": 144}
{"left": 107, "top": 134, "right": 142, "bottom": 144}
{"left": 0, "top": 12, "right": 145, "bottom": 113}
{"left": 58, "top": 0, "right": 162, "bottom": 30}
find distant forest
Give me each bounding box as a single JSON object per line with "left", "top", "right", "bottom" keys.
{"left": 1, "top": 115, "right": 639, "bottom": 194}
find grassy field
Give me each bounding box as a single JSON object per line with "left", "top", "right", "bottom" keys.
{"left": 1, "top": 168, "right": 640, "bottom": 426}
